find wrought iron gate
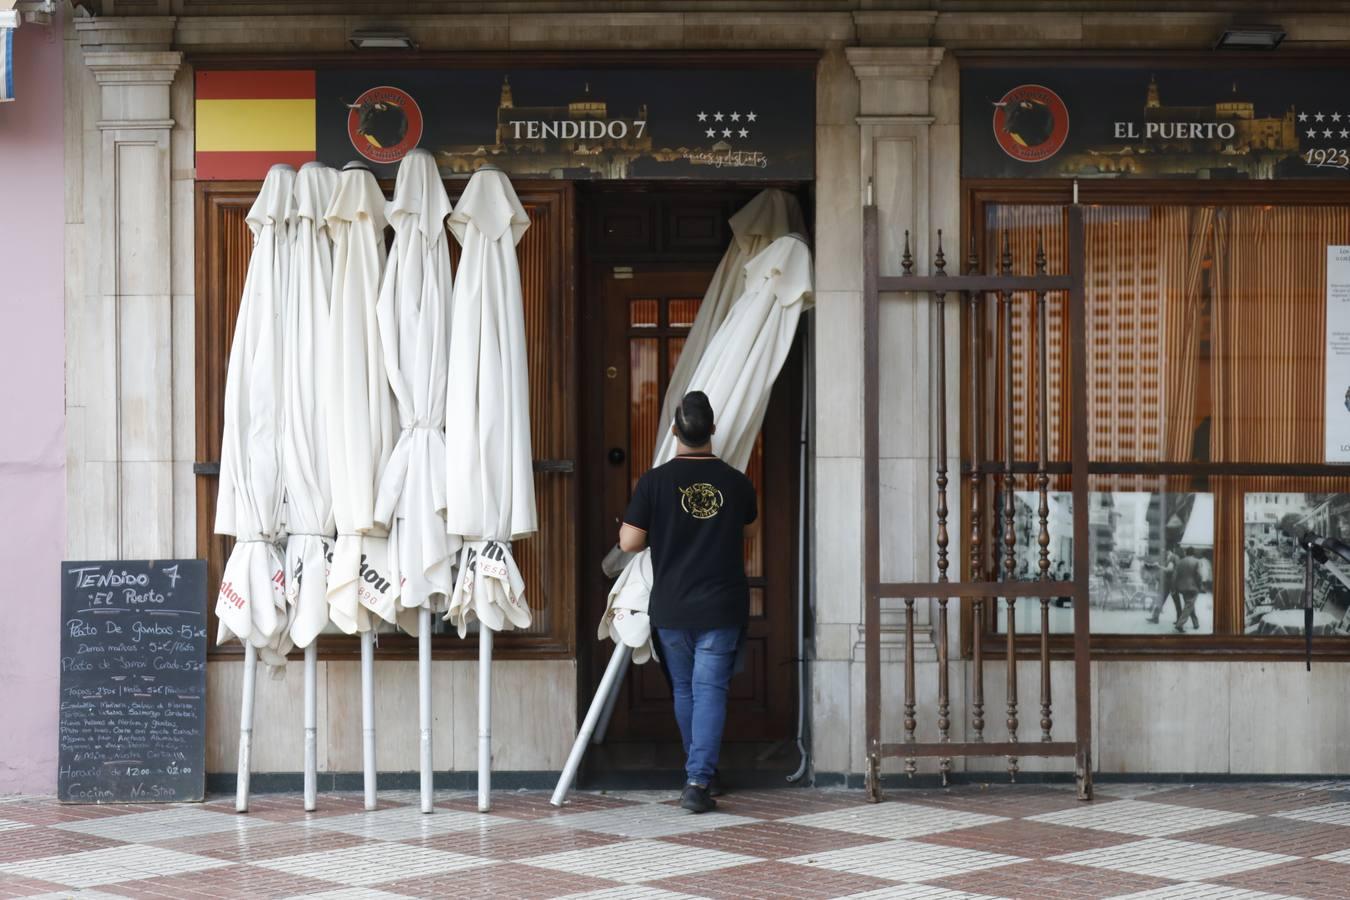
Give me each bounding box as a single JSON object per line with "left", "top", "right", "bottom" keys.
{"left": 862, "top": 203, "right": 1092, "bottom": 801}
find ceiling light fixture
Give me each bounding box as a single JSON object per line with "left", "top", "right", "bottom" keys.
{"left": 349, "top": 28, "right": 416, "bottom": 50}
{"left": 1214, "top": 24, "right": 1285, "bottom": 50}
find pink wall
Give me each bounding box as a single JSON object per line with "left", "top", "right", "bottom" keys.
{"left": 0, "top": 13, "right": 65, "bottom": 794}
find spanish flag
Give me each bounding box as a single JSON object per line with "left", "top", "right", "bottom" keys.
{"left": 195, "top": 71, "right": 316, "bottom": 180}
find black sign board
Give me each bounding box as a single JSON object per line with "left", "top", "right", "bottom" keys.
{"left": 315, "top": 66, "right": 815, "bottom": 181}
{"left": 58, "top": 560, "right": 207, "bottom": 804}
{"left": 962, "top": 65, "right": 1350, "bottom": 180}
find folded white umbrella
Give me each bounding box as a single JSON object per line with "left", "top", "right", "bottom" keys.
{"left": 375, "top": 149, "right": 458, "bottom": 624}
{"left": 283, "top": 162, "right": 339, "bottom": 650}
{"left": 279, "top": 161, "right": 338, "bottom": 814}
{"left": 215, "top": 163, "right": 294, "bottom": 667}
{"left": 442, "top": 167, "right": 537, "bottom": 812}
{"left": 660, "top": 188, "right": 805, "bottom": 430}
{"left": 599, "top": 234, "right": 815, "bottom": 661}
{"left": 325, "top": 162, "right": 401, "bottom": 635}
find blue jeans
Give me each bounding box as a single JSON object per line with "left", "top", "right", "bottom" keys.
{"left": 655, "top": 626, "right": 741, "bottom": 787}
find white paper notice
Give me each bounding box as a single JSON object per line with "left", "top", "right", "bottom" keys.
{"left": 1326, "top": 245, "right": 1350, "bottom": 462}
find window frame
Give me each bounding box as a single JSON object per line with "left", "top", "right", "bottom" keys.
{"left": 962, "top": 178, "right": 1350, "bottom": 661}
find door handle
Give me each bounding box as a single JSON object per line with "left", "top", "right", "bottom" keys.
{"left": 608, "top": 447, "right": 626, "bottom": 466}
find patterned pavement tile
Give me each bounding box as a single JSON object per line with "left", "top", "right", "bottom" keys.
{"left": 278, "top": 890, "right": 416, "bottom": 900}
{"left": 254, "top": 841, "right": 484, "bottom": 887}
{"left": 441, "top": 791, "right": 641, "bottom": 821}
{"left": 98, "top": 862, "right": 340, "bottom": 898}
{"left": 0, "top": 825, "right": 126, "bottom": 863}
{"left": 1093, "top": 784, "right": 1191, "bottom": 801}
{"left": 1274, "top": 802, "right": 1350, "bottom": 828}
{"left": 380, "top": 861, "right": 617, "bottom": 899}
{"left": 662, "top": 820, "right": 890, "bottom": 859}
{"left": 928, "top": 859, "right": 1176, "bottom": 899}
{"left": 0, "top": 844, "right": 230, "bottom": 888}
{"left": 304, "top": 804, "right": 519, "bottom": 840}
{"left": 914, "top": 819, "right": 1135, "bottom": 858}
{"left": 1210, "top": 858, "right": 1350, "bottom": 899}
{"left": 1029, "top": 801, "right": 1254, "bottom": 837}
{"left": 898, "top": 785, "right": 1101, "bottom": 819}
{"left": 782, "top": 802, "right": 1006, "bottom": 840}
{"left": 1143, "top": 785, "right": 1325, "bottom": 816}
{"left": 1181, "top": 816, "right": 1350, "bottom": 858}
{"left": 1049, "top": 838, "right": 1298, "bottom": 882}
{"left": 401, "top": 820, "right": 626, "bottom": 860}
{"left": 649, "top": 859, "right": 898, "bottom": 899}
{"left": 202, "top": 792, "right": 390, "bottom": 823}
{"left": 18, "top": 892, "right": 131, "bottom": 900}
{"left": 0, "top": 799, "right": 164, "bottom": 827}
{"left": 680, "top": 789, "right": 865, "bottom": 821}
{"left": 783, "top": 840, "right": 1025, "bottom": 883}
{"left": 542, "top": 803, "right": 760, "bottom": 838}
{"left": 1110, "top": 886, "right": 1305, "bottom": 900}
{"left": 0, "top": 820, "right": 29, "bottom": 834}
{"left": 523, "top": 837, "right": 758, "bottom": 883}
{"left": 833, "top": 887, "right": 1005, "bottom": 900}
{"left": 0, "top": 874, "right": 74, "bottom": 899}
{"left": 52, "top": 805, "right": 277, "bottom": 843}
{"left": 555, "top": 888, "right": 706, "bottom": 900}
{"left": 151, "top": 822, "right": 369, "bottom": 862}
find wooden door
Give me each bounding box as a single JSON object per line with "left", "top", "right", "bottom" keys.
{"left": 589, "top": 267, "right": 799, "bottom": 743}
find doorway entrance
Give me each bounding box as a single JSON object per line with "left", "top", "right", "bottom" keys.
{"left": 578, "top": 184, "right": 807, "bottom": 778}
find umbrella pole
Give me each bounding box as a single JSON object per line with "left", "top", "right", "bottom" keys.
{"left": 236, "top": 643, "right": 257, "bottom": 813}
{"left": 361, "top": 630, "right": 377, "bottom": 810}
{"left": 303, "top": 643, "right": 318, "bottom": 811}
{"left": 552, "top": 643, "right": 631, "bottom": 807}
{"left": 590, "top": 650, "right": 630, "bottom": 745}
{"left": 478, "top": 626, "right": 492, "bottom": 812}
{"left": 419, "top": 608, "right": 433, "bottom": 813}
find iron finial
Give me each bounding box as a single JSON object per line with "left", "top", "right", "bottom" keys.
{"left": 1000, "top": 231, "right": 1012, "bottom": 275}
{"left": 967, "top": 232, "right": 979, "bottom": 275}
{"left": 935, "top": 229, "right": 947, "bottom": 275}
{"left": 1035, "top": 231, "right": 1047, "bottom": 274}
{"left": 902, "top": 229, "right": 914, "bottom": 276}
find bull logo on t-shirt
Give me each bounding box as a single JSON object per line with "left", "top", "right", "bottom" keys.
{"left": 679, "top": 482, "right": 725, "bottom": 520}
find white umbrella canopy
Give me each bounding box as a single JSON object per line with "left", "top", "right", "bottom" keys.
{"left": 374, "top": 149, "right": 458, "bottom": 629}
{"left": 325, "top": 162, "right": 402, "bottom": 634}
{"left": 443, "top": 167, "right": 536, "bottom": 637}
{"left": 283, "top": 162, "right": 339, "bottom": 649}
{"left": 599, "top": 233, "right": 815, "bottom": 661}
{"left": 215, "top": 163, "right": 295, "bottom": 666}
{"left": 659, "top": 188, "right": 805, "bottom": 430}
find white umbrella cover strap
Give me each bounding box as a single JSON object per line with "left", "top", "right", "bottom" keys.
{"left": 283, "top": 162, "right": 340, "bottom": 649}
{"left": 601, "top": 234, "right": 815, "bottom": 660}
{"left": 445, "top": 541, "right": 530, "bottom": 638}
{"left": 215, "top": 164, "right": 295, "bottom": 665}
{"left": 325, "top": 164, "right": 399, "bottom": 634}
{"left": 374, "top": 149, "right": 458, "bottom": 622}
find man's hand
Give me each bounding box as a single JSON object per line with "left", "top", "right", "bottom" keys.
{"left": 619, "top": 523, "right": 648, "bottom": 553}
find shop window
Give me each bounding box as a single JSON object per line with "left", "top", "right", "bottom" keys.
{"left": 978, "top": 198, "right": 1350, "bottom": 647}
{"left": 195, "top": 180, "right": 576, "bottom": 660}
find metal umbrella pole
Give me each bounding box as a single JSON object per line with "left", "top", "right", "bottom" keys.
{"left": 552, "top": 643, "right": 630, "bottom": 807}
{"left": 478, "top": 626, "right": 493, "bottom": 811}
{"left": 303, "top": 644, "right": 318, "bottom": 810}
{"left": 590, "top": 650, "right": 630, "bottom": 745}
{"left": 419, "top": 608, "right": 434, "bottom": 813}
{"left": 361, "top": 630, "right": 377, "bottom": 810}
{"left": 236, "top": 643, "right": 258, "bottom": 812}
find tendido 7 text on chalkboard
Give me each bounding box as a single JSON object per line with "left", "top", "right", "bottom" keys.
{"left": 58, "top": 559, "right": 207, "bottom": 803}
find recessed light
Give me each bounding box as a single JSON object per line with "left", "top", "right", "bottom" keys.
{"left": 349, "top": 29, "right": 416, "bottom": 50}
{"left": 1215, "top": 25, "right": 1285, "bottom": 50}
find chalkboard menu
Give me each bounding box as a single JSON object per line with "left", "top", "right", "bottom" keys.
{"left": 59, "top": 559, "right": 207, "bottom": 803}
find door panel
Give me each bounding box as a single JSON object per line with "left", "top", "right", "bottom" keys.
{"left": 592, "top": 267, "right": 797, "bottom": 743}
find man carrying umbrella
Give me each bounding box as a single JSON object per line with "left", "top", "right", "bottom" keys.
{"left": 618, "top": 391, "right": 758, "bottom": 814}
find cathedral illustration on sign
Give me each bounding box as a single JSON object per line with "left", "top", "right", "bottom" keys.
{"left": 1057, "top": 75, "right": 1302, "bottom": 179}
{"left": 436, "top": 77, "right": 758, "bottom": 179}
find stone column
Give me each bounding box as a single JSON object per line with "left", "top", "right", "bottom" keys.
{"left": 847, "top": 47, "right": 962, "bottom": 769}
{"left": 75, "top": 18, "right": 182, "bottom": 559}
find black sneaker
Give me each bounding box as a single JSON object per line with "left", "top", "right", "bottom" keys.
{"left": 680, "top": 782, "right": 716, "bottom": 813}
{"left": 708, "top": 770, "right": 725, "bottom": 797}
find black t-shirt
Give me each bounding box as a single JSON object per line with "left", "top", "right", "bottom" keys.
{"left": 623, "top": 454, "right": 758, "bottom": 629}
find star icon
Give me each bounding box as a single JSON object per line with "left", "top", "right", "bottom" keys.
{"left": 697, "top": 112, "right": 707, "bottom": 122}
{"left": 1299, "top": 111, "right": 1309, "bottom": 122}
{"left": 1341, "top": 128, "right": 1349, "bottom": 138}
{"left": 738, "top": 128, "right": 749, "bottom": 138}
{"left": 705, "top": 128, "right": 716, "bottom": 138}
{"left": 730, "top": 112, "right": 741, "bottom": 121}
{"left": 1308, "top": 128, "right": 1319, "bottom": 138}
{"left": 722, "top": 128, "right": 732, "bottom": 138}
{"left": 1335, "top": 112, "right": 1344, "bottom": 122}
{"left": 1316, "top": 112, "right": 1326, "bottom": 122}
{"left": 1326, "top": 128, "right": 1335, "bottom": 138}
{"left": 713, "top": 112, "right": 724, "bottom": 122}
{"left": 746, "top": 111, "right": 757, "bottom": 122}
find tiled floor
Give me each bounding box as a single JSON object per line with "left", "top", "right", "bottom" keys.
{"left": 2, "top": 782, "right": 1350, "bottom": 898}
